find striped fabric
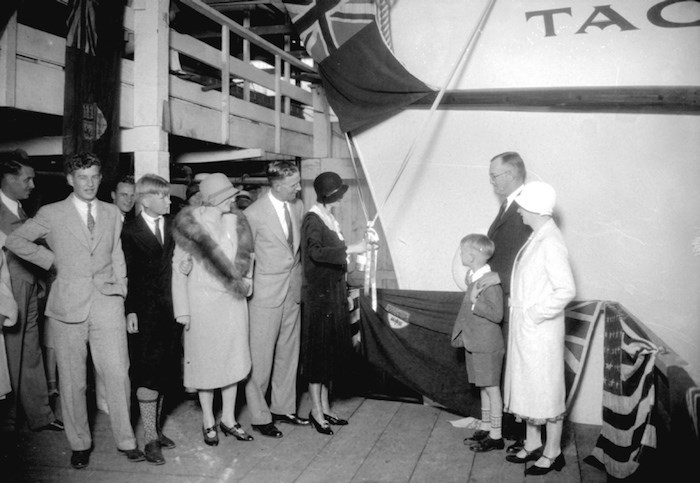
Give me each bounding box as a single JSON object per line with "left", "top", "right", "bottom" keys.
{"left": 564, "top": 301, "right": 604, "bottom": 408}
{"left": 586, "top": 302, "right": 658, "bottom": 479}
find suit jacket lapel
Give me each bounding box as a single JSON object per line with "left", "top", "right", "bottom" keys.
{"left": 63, "top": 198, "right": 92, "bottom": 249}
{"left": 91, "top": 202, "right": 110, "bottom": 249}
{"left": 262, "top": 196, "right": 290, "bottom": 249}
{"left": 134, "top": 215, "right": 162, "bottom": 252}
{"left": 488, "top": 202, "right": 519, "bottom": 236}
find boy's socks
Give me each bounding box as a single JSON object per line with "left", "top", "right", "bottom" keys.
{"left": 479, "top": 408, "right": 491, "bottom": 431}
{"left": 489, "top": 414, "right": 502, "bottom": 440}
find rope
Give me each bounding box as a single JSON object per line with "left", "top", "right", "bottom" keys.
{"left": 370, "top": 0, "right": 498, "bottom": 227}
{"left": 376, "top": 0, "right": 394, "bottom": 51}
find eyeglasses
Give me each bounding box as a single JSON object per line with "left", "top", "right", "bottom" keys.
{"left": 489, "top": 169, "right": 512, "bottom": 181}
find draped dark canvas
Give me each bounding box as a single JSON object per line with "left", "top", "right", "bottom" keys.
{"left": 359, "top": 289, "right": 480, "bottom": 417}
{"left": 318, "top": 21, "right": 434, "bottom": 133}
{"left": 62, "top": 0, "right": 125, "bottom": 188}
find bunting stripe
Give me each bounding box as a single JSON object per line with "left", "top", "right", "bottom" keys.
{"left": 585, "top": 303, "right": 658, "bottom": 479}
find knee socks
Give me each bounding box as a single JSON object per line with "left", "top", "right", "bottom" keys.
{"left": 136, "top": 387, "right": 159, "bottom": 443}
{"left": 479, "top": 408, "right": 491, "bottom": 431}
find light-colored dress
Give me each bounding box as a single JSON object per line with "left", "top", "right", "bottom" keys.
{"left": 171, "top": 206, "right": 253, "bottom": 390}
{"left": 504, "top": 219, "right": 575, "bottom": 424}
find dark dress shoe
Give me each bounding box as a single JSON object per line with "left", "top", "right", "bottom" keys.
{"left": 70, "top": 450, "right": 90, "bottom": 469}
{"left": 506, "top": 438, "right": 525, "bottom": 453}
{"left": 469, "top": 436, "right": 505, "bottom": 452}
{"left": 144, "top": 440, "right": 165, "bottom": 465}
{"left": 158, "top": 433, "right": 176, "bottom": 449}
{"left": 505, "top": 446, "right": 543, "bottom": 463}
{"left": 251, "top": 422, "right": 283, "bottom": 438}
{"left": 309, "top": 412, "right": 333, "bottom": 435}
{"left": 464, "top": 429, "right": 489, "bottom": 444}
{"left": 220, "top": 421, "right": 254, "bottom": 441}
{"left": 118, "top": 447, "right": 146, "bottom": 462}
{"left": 324, "top": 414, "right": 348, "bottom": 426}
{"left": 272, "top": 413, "right": 310, "bottom": 425}
{"left": 37, "top": 419, "right": 64, "bottom": 432}
{"left": 524, "top": 452, "right": 566, "bottom": 475}
{"left": 202, "top": 426, "right": 219, "bottom": 446}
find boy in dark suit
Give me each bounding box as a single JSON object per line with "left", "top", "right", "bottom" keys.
{"left": 121, "top": 174, "right": 179, "bottom": 465}
{"left": 451, "top": 234, "right": 505, "bottom": 452}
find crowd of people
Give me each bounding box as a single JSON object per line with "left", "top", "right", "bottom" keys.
{"left": 0, "top": 152, "right": 365, "bottom": 470}
{"left": 0, "top": 148, "right": 575, "bottom": 477}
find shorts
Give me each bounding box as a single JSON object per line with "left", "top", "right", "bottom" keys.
{"left": 465, "top": 348, "right": 504, "bottom": 387}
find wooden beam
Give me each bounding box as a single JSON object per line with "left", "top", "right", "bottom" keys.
{"left": 411, "top": 87, "right": 700, "bottom": 114}
{"left": 175, "top": 148, "right": 264, "bottom": 164}
{"left": 249, "top": 24, "right": 295, "bottom": 36}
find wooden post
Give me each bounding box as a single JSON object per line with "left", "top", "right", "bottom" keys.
{"left": 220, "top": 25, "right": 230, "bottom": 145}
{"left": 0, "top": 11, "right": 17, "bottom": 107}
{"left": 274, "top": 54, "right": 281, "bottom": 153}
{"left": 312, "top": 85, "right": 331, "bottom": 158}
{"left": 131, "top": 0, "right": 170, "bottom": 181}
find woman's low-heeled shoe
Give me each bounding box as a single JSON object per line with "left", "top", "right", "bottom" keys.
{"left": 505, "top": 446, "right": 543, "bottom": 463}
{"left": 220, "top": 422, "right": 254, "bottom": 441}
{"left": 324, "top": 413, "right": 348, "bottom": 425}
{"left": 524, "top": 452, "right": 566, "bottom": 475}
{"left": 202, "top": 426, "right": 219, "bottom": 446}
{"left": 309, "top": 412, "right": 333, "bottom": 435}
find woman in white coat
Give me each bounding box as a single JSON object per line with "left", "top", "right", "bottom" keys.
{"left": 172, "top": 173, "right": 254, "bottom": 446}
{"left": 503, "top": 181, "right": 575, "bottom": 475}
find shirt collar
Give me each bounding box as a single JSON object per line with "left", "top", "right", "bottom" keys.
{"left": 469, "top": 264, "right": 491, "bottom": 283}
{"left": 0, "top": 191, "right": 20, "bottom": 217}
{"left": 505, "top": 184, "right": 525, "bottom": 211}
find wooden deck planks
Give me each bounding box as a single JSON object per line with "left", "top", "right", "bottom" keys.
{"left": 2, "top": 395, "right": 607, "bottom": 483}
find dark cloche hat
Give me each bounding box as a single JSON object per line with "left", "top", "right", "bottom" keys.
{"left": 313, "top": 171, "right": 348, "bottom": 204}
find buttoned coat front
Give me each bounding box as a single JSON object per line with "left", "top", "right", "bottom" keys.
{"left": 503, "top": 219, "right": 575, "bottom": 422}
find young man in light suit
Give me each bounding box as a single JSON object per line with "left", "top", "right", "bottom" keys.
{"left": 5, "top": 153, "right": 144, "bottom": 469}
{"left": 245, "top": 161, "right": 309, "bottom": 438}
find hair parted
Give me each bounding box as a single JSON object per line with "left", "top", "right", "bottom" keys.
{"left": 266, "top": 160, "right": 298, "bottom": 185}
{"left": 460, "top": 233, "right": 495, "bottom": 258}
{"left": 491, "top": 151, "right": 526, "bottom": 182}
{"left": 136, "top": 173, "right": 170, "bottom": 201}
{"left": 0, "top": 149, "right": 32, "bottom": 179}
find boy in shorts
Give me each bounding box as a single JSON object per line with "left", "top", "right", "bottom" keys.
{"left": 451, "top": 234, "right": 505, "bottom": 452}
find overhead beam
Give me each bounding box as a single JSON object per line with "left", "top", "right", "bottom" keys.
{"left": 175, "top": 148, "right": 263, "bottom": 163}
{"left": 412, "top": 86, "right": 700, "bottom": 114}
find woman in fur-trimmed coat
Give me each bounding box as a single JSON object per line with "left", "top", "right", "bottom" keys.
{"left": 171, "top": 173, "right": 254, "bottom": 445}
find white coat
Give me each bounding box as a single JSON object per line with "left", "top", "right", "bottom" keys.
{"left": 504, "top": 219, "right": 575, "bottom": 422}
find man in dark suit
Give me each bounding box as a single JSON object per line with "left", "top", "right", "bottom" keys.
{"left": 121, "top": 174, "right": 179, "bottom": 465}
{"left": 6, "top": 153, "right": 144, "bottom": 469}
{"left": 245, "top": 161, "right": 308, "bottom": 438}
{"left": 486, "top": 151, "right": 532, "bottom": 452}
{"left": 0, "top": 149, "right": 62, "bottom": 433}
{"left": 111, "top": 175, "right": 136, "bottom": 222}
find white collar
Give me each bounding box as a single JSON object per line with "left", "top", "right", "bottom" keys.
{"left": 0, "top": 191, "right": 20, "bottom": 217}
{"left": 469, "top": 264, "right": 491, "bottom": 283}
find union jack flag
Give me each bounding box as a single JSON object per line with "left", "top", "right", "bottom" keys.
{"left": 564, "top": 300, "right": 604, "bottom": 408}
{"left": 284, "top": 0, "right": 378, "bottom": 62}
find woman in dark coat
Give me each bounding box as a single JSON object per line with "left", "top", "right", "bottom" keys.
{"left": 301, "top": 172, "right": 366, "bottom": 435}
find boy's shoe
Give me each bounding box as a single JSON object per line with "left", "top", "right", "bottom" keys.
{"left": 463, "top": 429, "right": 489, "bottom": 445}
{"left": 469, "top": 436, "right": 505, "bottom": 452}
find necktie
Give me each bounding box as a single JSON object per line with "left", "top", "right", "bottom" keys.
{"left": 17, "top": 204, "right": 27, "bottom": 221}
{"left": 154, "top": 218, "right": 163, "bottom": 246}
{"left": 87, "top": 202, "right": 95, "bottom": 233}
{"left": 283, "top": 202, "right": 293, "bottom": 248}
{"left": 496, "top": 200, "right": 508, "bottom": 221}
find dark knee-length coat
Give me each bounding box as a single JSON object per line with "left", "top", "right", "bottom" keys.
{"left": 300, "top": 210, "right": 352, "bottom": 384}
{"left": 122, "top": 214, "right": 180, "bottom": 391}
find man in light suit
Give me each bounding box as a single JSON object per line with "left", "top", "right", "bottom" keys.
{"left": 485, "top": 151, "right": 532, "bottom": 453}
{"left": 5, "top": 153, "right": 144, "bottom": 469}
{"left": 245, "top": 161, "right": 308, "bottom": 438}
{"left": 0, "top": 149, "right": 62, "bottom": 433}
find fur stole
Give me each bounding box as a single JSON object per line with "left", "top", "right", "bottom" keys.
{"left": 172, "top": 206, "right": 253, "bottom": 296}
